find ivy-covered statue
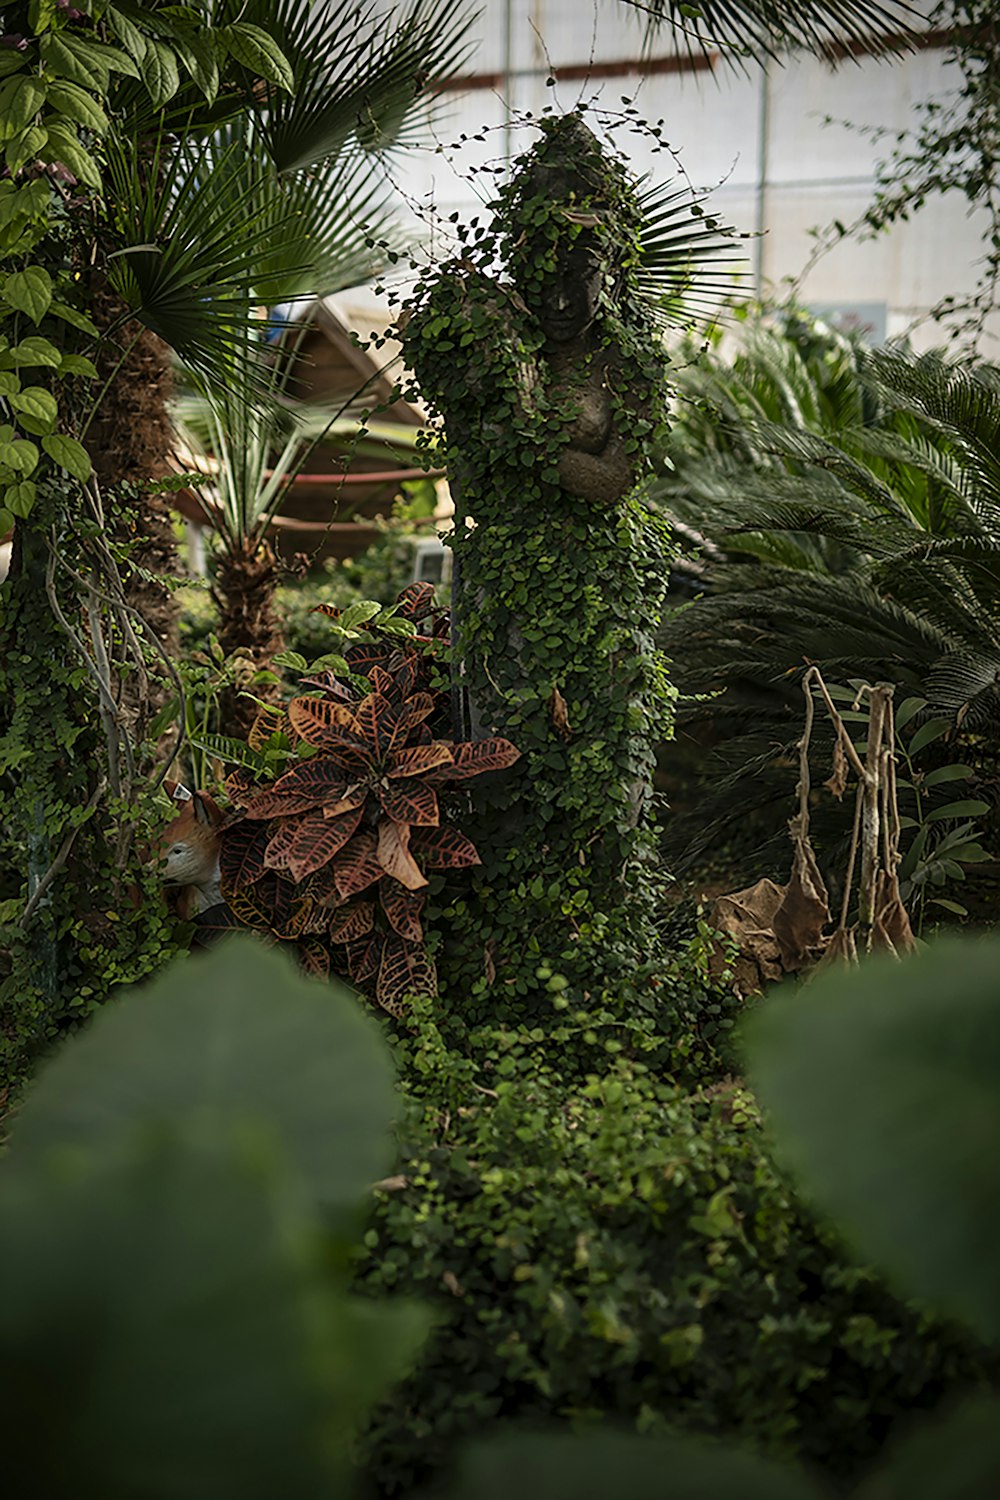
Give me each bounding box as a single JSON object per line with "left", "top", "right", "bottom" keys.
{"left": 403, "top": 110, "right": 731, "bottom": 1010}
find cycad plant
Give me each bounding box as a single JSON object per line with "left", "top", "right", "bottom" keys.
{"left": 655, "top": 311, "right": 1000, "bottom": 892}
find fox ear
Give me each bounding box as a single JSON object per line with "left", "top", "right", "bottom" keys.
{"left": 192, "top": 792, "right": 224, "bottom": 829}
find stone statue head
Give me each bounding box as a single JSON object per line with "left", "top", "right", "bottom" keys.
{"left": 500, "top": 114, "right": 636, "bottom": 344}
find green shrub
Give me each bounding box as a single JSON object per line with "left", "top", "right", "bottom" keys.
{"left": 355, "top": 1022, "right": 996, "bottom": 1496}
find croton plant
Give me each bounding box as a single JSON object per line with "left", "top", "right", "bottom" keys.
{"left": 217, "top": 586, "right": 520, "bottom": 1014}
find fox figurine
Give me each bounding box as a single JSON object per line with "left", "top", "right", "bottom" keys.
{"left": 159, "top": 781, "right": 226, "bottom": 920}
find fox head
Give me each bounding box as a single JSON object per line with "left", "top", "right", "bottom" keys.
{"left": 159, "top": 782, "right": 225, "bottom": 911}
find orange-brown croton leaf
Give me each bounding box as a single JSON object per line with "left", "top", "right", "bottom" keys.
{"left": 327, "top": 830, "right": 385, "bottom": 901}
{"left": 287, "top": 696, "right": 362, "bottom": 748}
{"left": 409, "top": 825, "right": 481, "bottom": 869}
{"left": 367, "top": 657, "right": 422, "bottom": 702}
{"left": 224, "top": 768, "right": 258, "bottom": 807}
{"left": 299, "top": 941, "right": 331, "bottom": 980}
{"left": 262, "top": 819, "right": 300, "bottom": 873}
{"left": 376, "top": 818, "right": 428, "bottom": 891}
{"left": 386, "top": 743, "right": 453, "bottom": 779}
{"left": 245, "top": 758, "right": 355, "bottom": 820}
{"left": 310, "top": 602, "right": 342, "bottom": 620}
{"left": 383, "top": 692, "right": 436, "bottom": 751}
{"left": 227, "top": 884, "right": 274, "bottom": 933}
{"left": 327, "top": 899, "right": 376, "bottom": 943}
{"left": 395, "top": 582, "right": 437, "bottom": 623}
{"left": 379, "top": 778, "right": 440, "bottom": 827}
{"left": 274, "top": 894, "right": 316, "bottom": 942}
{"left": 423, "top": 737, "right": 521, "bottom": 785}
{"left": 376, "top": 930, "right": 437, "bottom": 1010}
{"left": 345, "top": 931, "right": 380, "bottom": 987}
{"left": 353, "top": 693, "right": 391, "bottom": 751}
{"left": 219, "top": 819, "right": 270, "bottom": 895}
{"left": 284, "top": 805, "right": 365, "bottom": 884}
{"left": 380, "top": 882, "right": 426, "bottom": 942}
{"left": 322, "top": 782, "right": 369, "bottom": 818}
{"left": 248, "top": 703, "right": 288, "bottom": 752}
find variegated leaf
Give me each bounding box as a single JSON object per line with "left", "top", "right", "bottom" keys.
{"left": 328, "top": 899, "right": 376, "bottom": 943}
{"left": 248, "top": 703, "right": 287, "bottom": 751}
{"left": 226, "top": 884, "right": 273, "bottom": 932}
{"left": 377, "top": 930, "right": 437, "bottom": 1010}
{"left": 395, "top": 582, "right": 437, "bottom": 622}
{"left": 218, "top": 818, "right": 269, "bottom": 895}
{"left": 285, "top": 806, "right": 365, "bottom": 883}
{"left": 274, "top": 894, "right": 314, "bottom": 942}
{"left": 384, "top": 692, "right": 437, "bottom": 750}
{"left": 263, "top": 819, "right": 300, "bottom": 872}
{"left": 387, "top": 743, "right": 453, "bottom": 779}
{"left": 245, "top": 758, "right": 354, "bottom": 820}
{"left": 322, "top": 782, "right": 369, "bottom": 818}
{"left": 380, "top": 882, "right": 425, "bottom": 942}
{"left": 376, "top": 818, "right": 428, "bottom": 891}
{"left": 346, "top": 931, "right": 380, "bottom": 987}
{"left": 310, "top": 602, "right": 342, "bottom": 620}
{"left": 224, "top": 767, "right": 258, "bottom": 807}
{"left": 287, "top": 695, "right": 361, "bottom": 747}
{"left": 331, "top": 829, "right": 385, "bottom": 900}
{"left": 354, "top": 693, "right": 391, "bottom": 753}
{"left": 379, "top": 778, "right": 440, "bottom": 827}
{"left": 299, "top": 940, "right": 331, "bottom": 980}
{"left": 423, "top": 737, "right": 521, "bottom": 785}
{"left": 410, "top": 825, "right": 481, "bottom": 869}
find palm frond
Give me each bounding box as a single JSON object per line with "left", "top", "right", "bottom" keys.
{"left": 621, "top": 0, "right": 920, "bottom": 68}
{"left": 634, "top": 177, "right": 746, "bottom": 326}
{"left": 245, "top": 0, "right": 474, "bottom": 174}
{"left": 102, "top": 125, "right": 286, "bottom": 398}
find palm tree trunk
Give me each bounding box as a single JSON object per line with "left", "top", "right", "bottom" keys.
{"left": 87, "top": 275, "right": 181, "bottom": 715}
{"left": 213, "top": 540, "right": 286, "bottom": 737}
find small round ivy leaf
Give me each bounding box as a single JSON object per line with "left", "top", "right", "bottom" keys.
{"left": 3, "top": 266, "right": 53, "bottom": 324}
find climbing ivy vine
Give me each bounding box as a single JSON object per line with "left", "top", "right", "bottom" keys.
{"left": 0, "top": 1, "right": 292, "bottom": 1091}
{"left": 398, "top": 113, "right": 725, "bottom": 1015}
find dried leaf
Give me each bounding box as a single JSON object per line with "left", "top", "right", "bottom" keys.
{"left": 376, "top": 818, "right": 428, "bottom": 891}
{"left": 549, "top": 684, "right": 573, "bottom": 741}
{"left": 824, "top": 736, "right": 849, "bottom": 800}
{"left": 871, "top": 870, "right": 917, "bottom": 957}
{"left": 773, "top": 831, "right": 831, "bottom": 972}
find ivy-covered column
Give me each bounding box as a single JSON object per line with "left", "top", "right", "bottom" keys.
{"left": 404, "top": 115, "right": 677, "bottom": 1007}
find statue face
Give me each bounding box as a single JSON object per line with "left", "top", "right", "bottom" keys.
{"left": 534, "top": 241, "right": 603, "bottom": 343}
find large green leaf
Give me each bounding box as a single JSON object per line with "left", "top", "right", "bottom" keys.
{"left": 853, "top": 1395, "right": 1000, "bottom": 1500}
{"left": 9, "top": 936, "right": 396, "bottom": 1214}
{"left": 439, "top": 1431, "right": 827, "bottom": 1500}
{"left": 0, "top": 1134, "right": 428, "bottom": 1499}
{"left": 744, "top": 938, "right": 1000, "bottom": 1341}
